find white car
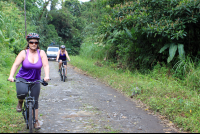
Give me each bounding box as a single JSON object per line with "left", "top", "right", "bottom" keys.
{"left": 46, "top": 46, "right": 59, "bottom": 60}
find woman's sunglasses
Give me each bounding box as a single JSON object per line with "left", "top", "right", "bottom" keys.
{"left": 29, "top": 41, "right": 39, "bottom": 45}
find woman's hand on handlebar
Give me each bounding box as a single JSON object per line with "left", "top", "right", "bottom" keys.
{"left": 7, "top": 77, "right": 14, "bottom": 82}
{"left": 44, "top": 77, "right": 50, "bottom": 82}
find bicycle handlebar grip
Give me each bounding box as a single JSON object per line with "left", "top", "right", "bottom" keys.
{"left": 41, "top": 79, "right": 48, "bottom": 86}
{"left": 7, "top": 79, "right": 16, "bottom": 82}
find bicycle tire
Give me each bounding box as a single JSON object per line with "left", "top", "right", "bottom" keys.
{"left": 63, "top": 68, "right": 66, "bottom": 82}
{"left": 23, "top": 106, "right": 29, "bottom": 129}
{"left": 28, "top": 102, "right": 33, "bottom": 133}
{"left": 60, "top": 67, "right": 63, "bottom": 81}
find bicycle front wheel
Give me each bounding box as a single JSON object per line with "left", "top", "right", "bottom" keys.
{"left": 63, "top": 68, "right": 66, "bottom": 82}
{"left": 28, "top": 102, "right": 33, "bottom": 133}
{"left": 60, "top": 68, "right": 63, "bottom": 81}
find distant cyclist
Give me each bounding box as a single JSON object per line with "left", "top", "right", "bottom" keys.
{"left": 56, "top": 45, "right": 70, "bottom": 77}
{"left": 7, "top": 33, "right": 50, "bottom": 129}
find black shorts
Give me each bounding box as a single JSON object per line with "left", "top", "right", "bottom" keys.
{"left": 16, "top": 77, "right": 40, "bottom": 109}
{"left": 58, "top": 60, "right": 67, "bottom": 65}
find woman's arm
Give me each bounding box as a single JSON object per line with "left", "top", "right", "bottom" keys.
{"left": 8, "top": 50, "right": 26, "bottom": 82}
{"left": 56, "top": 50, "right": 60, "bottom": 61}
{"left": 65, "top": 50, "right": 70, "bottom": 61}
{"left": 40, "top": 50, "right": 50, "bottom": 82}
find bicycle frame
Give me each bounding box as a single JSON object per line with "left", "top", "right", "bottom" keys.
{"left": 59, "top": 60, "right": 67, "bottom": 82}
{"left": 22, "top": 84, "right": 36, "bottom": 129}
{"left": 61, "top": 62, "right": 65, "bottom": 82}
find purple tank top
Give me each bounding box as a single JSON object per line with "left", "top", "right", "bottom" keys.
{"left": 59, "top": 50, "right": 66, "bottom": 61}
{"left": 16, "top": 49, "right": 43, "bottom": 81}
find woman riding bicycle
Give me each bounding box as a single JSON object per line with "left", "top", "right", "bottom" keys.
{"left": 7, "top": 33, "right": 50, "bottom": 129}
{"left": 56, "top": 45, "right": 70, "bottom": 78}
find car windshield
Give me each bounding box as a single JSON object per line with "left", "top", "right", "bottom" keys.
{"left": 48, "top": 47, "right": 59, "bottom": 52}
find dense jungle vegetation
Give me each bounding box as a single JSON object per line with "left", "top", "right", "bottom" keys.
{"left": 1, "top": 0, "right": 200, "bottom": 133}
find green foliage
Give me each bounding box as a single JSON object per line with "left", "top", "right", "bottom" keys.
{"left": 0, "top": 2, "right": 27, "bottom": 54}
{"left": 0, "top": 0, "right": 27, "bottom": 102}
{"left": 159, "top": 43, "right": 185, "bottom": 63}
{"left": 37, "top": 21, "right": 61, "bottom": 49}
{"left": 43, "top": 0, "right": 87, "bottom": 55}
{"left": 80, "top": 0, "right": 200, "bottom": 72}
{"left": 185, "top": 67, "right": 200, "bottom": 92}
{"left": 1, "top": 0, "right": 200, "bottom": 132}
{"left": 4, "top": 0, "right": 65, "bottom": 51}
{"left": 64, "top": 0, "right": 81, "bottom": 16}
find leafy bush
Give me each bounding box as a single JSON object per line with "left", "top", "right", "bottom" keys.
{"left": 81, "top": 0, "right": 200, "bottom": 71}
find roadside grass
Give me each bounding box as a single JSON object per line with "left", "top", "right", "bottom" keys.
{"left": 0, "top": 68, "right": 24, "bottom": 133}
{"left": 0, "top": 51, "right": 25, "bottom": 133}
{"left": 0, "top": 103, "right": 25, "bottom": 133}
{"left": 70, "top": 56, "right": 200, "bottom": 133}
{"left": 0, "top": 42, "right": 24, "bottom": 132}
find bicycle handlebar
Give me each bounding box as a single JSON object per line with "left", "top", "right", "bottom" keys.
{"left": 57, "top": 60, "right": 69, "bottom": 63}
{"left": 7, "top": 79, "right": 51, "bottom": 86}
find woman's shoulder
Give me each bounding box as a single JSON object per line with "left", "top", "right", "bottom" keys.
{"left": 17, "top": 49, "right": 27, "bottom": 58}
{"left": 39, "top": 49, "right": 45, "bottom": 54}
{"left": 39, "top": 49, "right": 46, "bottom": 58}
{"left": 19, "top": 49, "right": 27, "bottom": 54}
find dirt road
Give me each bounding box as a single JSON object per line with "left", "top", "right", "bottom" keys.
{"left": 34, "top": 61, "right": 178, "bottom": 133}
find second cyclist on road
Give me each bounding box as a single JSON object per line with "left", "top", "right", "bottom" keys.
{"left": 56, "top": 45, "right": 70, "bottom": 78}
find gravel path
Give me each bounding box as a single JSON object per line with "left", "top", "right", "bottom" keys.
{"left": 28, "top": 61, "right": 178, "bottom": 133}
